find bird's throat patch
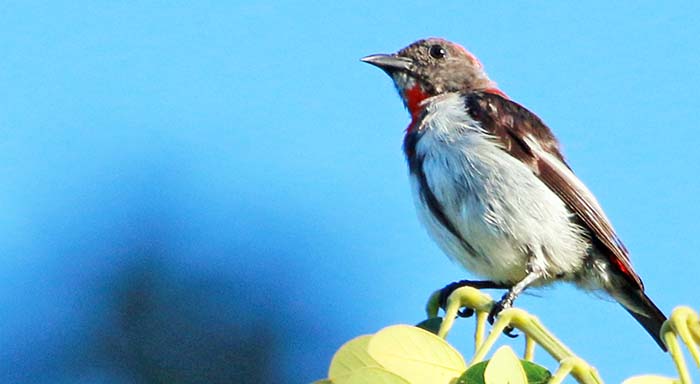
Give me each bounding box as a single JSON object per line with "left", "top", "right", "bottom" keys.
{"left": 404, "top": 85, "right": 429, "bottom": 131}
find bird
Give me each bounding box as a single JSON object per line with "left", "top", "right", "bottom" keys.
{"left": 361, "top": 38, "right": 667, "bottom": 350}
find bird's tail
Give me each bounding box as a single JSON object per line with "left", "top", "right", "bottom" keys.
{"left": 614, "top": 288, "right": 667, "bottom": 351}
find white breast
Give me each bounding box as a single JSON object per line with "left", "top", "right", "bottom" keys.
{"left": 410, "top": 93, "right": 589, "bottom": 284}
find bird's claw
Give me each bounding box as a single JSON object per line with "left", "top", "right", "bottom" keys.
{"left": 438, "top": 280, "right": 519, "bottom": 335}
{"left": 438, "top": 281, "right": 477, "bottom": 318}
{"left": 502, "top": 325, "right": 518, "bottom": 338}
{"left": 488, "top": 293, "right": 519, "bottom": 338}
{"left": 457, "top": 308, "right": 475, "bottom": 318}
{"left": 487, "top": 301, "right": 504, "bottom": 324}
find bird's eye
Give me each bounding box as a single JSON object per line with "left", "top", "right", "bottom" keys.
{"left": 429, "top": 44, "right": 447, "bottom": 59}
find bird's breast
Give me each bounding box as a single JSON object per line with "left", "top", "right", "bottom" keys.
{"left": 406, "top": 93, "right": 589, "bottom": 283}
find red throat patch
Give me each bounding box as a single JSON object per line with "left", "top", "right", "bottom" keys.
{"left": 404, "top": 85, "right": 429, "bottom": 132}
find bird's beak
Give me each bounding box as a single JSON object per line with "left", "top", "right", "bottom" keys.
{"left": 361, "top": 54, "right": 413, "bottom": 73}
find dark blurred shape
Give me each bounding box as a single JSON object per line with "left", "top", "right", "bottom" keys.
{"left": 97, "top": 253, "right": 278, "bottom": 383}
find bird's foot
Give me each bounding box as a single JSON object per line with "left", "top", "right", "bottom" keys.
{"left": 438, "top": 280, "right": 474, "bottom": 317}
{"left": 438, "top": 280, "right": 508, "bottom": 318}
{"left": 488, "top": 291, "right": 519, "bottom": 338}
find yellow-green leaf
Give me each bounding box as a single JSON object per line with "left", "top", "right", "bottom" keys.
{"left": 622, "top": 375, "right": 677, "bottom": 384}
{"left": 311, "top": 380, "right": 333, "bottom": 384}
{"left": 367, "top": 324, "right": 466, "bottom": 384}
{"left": 329, "top": 335, "right": 380, "bottom": 379}
{"left": 484, "top": 346, "right": 527, "bottom": 384}
{"left": 456, "top": 358, "right": 551, "bottom": 384}
{"left": 336, "top": 367, "right": 410, "bottom": 384}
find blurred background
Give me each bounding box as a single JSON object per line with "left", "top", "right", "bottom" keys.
{"left": 1, "top": 1, "right": 699, "bottom": 383}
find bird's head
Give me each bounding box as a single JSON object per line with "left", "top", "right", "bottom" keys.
{"left": 362, "top": 38, "right": 503, "bottom": 118}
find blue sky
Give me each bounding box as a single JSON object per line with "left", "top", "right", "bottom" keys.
{"left": 1, "top": 1, "right": 699, "bottom": 383}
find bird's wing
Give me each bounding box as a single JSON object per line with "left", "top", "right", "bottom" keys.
{"left": 465, "top": 91, "right": 642, "bottom": 288}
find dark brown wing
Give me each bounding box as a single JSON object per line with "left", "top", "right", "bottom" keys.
{"left": 465, "top": 91, "right": 642, "bottom": 288}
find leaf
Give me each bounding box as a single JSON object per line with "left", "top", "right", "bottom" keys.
{"left": 328, "top": 335, "right": 380, "bottom": 380}
{"left": 484, "top": 346, "right": 527, "bottom": 384}
{"left": 415, "top": 317, "right": 443, "bottom": 335}
{"left": 622, "top": 375, "right": 677, "bottom": 384}
{"left": 455, "top": 361, "right": 487, "bottom": 384}
{"left": 336, "top": 367, "right": 411, "bottom": 384}
{"left": 310, "top": 380, "right": 333, "bottom": 384}
{"left": 520, "top": 360, "right": 551, "bottom": 384}
{"left": 368, "top": 324, "right": 466, "bottom": 384}
{"left": 456, "top": 358, "right": 551, "bottom": 384}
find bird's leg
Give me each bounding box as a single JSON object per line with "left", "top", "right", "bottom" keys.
{"left": 439, "top": 280, "right": 510, "bottom": 317}
{"left": 488, "top": 269, "right": 544, "bottom": 337}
